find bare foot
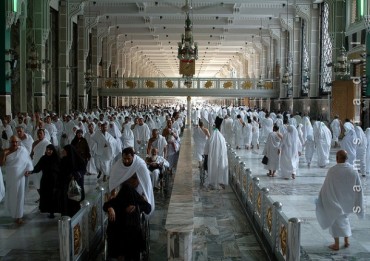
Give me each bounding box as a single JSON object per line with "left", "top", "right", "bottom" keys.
{"left": 344, "top": 242, "right": 350, "bottom": 248}
{"left": 15, "top": 218, "right": 24, "bottom": 225}
{"left": 328, "top": 244, "right": 339, "bottom": 251}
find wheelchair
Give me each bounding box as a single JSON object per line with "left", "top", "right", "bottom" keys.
{"left": 200, "top": 155, "right": 208, "bottom": 187}
{"left": 140, "top": 212, "right": 150, "bottom": 261}
{"left": 103, "top": 206, "right": 151, "bottom": 261}
{"left": 160, "top": 166, "right": 170, "bottom": 192}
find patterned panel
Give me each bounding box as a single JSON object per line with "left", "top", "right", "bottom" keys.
{"left": 320, "top": 2, "right": 333, "bottom": 94}
{"left": 301, "top": 20, "right": 310, "bottom": 96}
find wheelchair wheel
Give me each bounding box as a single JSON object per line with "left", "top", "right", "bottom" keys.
{"left": 199, "top": 164, "right": 208, "bottom": 187}
{"left": 162, "top": 168, "right": 170, "bottom": 192}
{"left": 140, "top": 213, "right": 150, "bottom": 261}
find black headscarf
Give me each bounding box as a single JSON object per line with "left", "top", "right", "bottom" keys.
{"left": 62, "top": 144, "right": 86, "bottom": 172}
{"left": 215, "top": 116, "right": 223, "bottom": 130}
{"left": 45, "top": 144, "right": 60, "bottom": 162}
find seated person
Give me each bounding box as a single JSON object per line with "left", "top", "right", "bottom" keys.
{"left": 145, "top": 148, "right": 169, "bottom": 190}
{"left": 104, "top": 174, "right": 151, "bottom": 260}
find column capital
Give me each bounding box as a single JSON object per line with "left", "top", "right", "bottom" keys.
{"left": 280, "top": 16, "right": 293, "bottom": 32}
{"left": 6, "top": 11, "right": 16, "bottom": 29}
{"left": 295, "top": 4, "right": 311, "bottom": 22}
{"left": 269, "top": 28, "right": 280, "bottom": 40}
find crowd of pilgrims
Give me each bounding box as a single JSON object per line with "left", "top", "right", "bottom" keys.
{"left": 0, "top": 104, "right": 186, "bottom": 225}
{"left": 0, "top": 103, "right": 367, "bottom": 225}
{"left": 192, "top": 105, "right": 370, "bottom": 180}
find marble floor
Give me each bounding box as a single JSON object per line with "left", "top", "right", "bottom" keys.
{"left": 0, "top": 161, "right": 266, "bottom": 261}
{"left": 1, "top": 140, "right": 369, "bottom": 261}
{"left": 233, "top": 143, "right": 370, "bottom": 261}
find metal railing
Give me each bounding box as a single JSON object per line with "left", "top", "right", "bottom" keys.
{"left": 227, "top": 146, "right": 301, "bottom": 261}
{"left": 58, "top": 186, "right": 106, "bottom": 261}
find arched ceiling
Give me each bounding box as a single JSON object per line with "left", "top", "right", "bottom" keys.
{"left": 83, "top": 0, "right": 318, "bottom": 78}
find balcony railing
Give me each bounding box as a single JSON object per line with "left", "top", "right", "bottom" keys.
{"left": 98, "top": 77, "right": 279, "bottom": 98}
{"left": 99, "top": 77, "right": 278, "bottom": 91}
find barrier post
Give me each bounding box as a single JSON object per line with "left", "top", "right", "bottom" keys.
{"left": 58, "top": 216, "right": 72, "bottom": 261}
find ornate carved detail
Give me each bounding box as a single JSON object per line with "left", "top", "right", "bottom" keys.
{"left": 85, "top": 16, "right": 98, "bottom": 29}
{"left": 280, "top": 225, "right": 287, "bottom": 256}
{"left": 90, "top": 206, "right": 97, "bottom": 232}
{"left": 204, "top": 80, "right": 213, "bottom": 89}
{"left": 248, "top": 182, "right": 253, "bottom": 201}
{"left": 295, "top": 4, "right": 311, "bottom": 22}
{"left": 73, "top": 223, "right": 81, "bottom": 256}
{"left": 223, "top": 81, "right": 233, "bottom": 89}
{"left": 269, "top": 29, "right": 280, "bottom": 40}
{"left": 6, "top": 11, "right": 16, "bottom": 29}
{"left": 256, "top": 192, "right": 261, "bottom": 215}
{"left": 280, "top": 17, "right": 293, "bottom": 31}
{"left": 266, "top": 207, "right": 272, "bottom": 234}
{"left": 42, "top": 29, "right": 50, "bottom": 45}
{"left": 242, "top": 175, "right": 247, "bottom": 190}
{"left": 165, "top": 80, "right": 174, "bottom": 88}
{"left": 242, "top": 81, "right": 252, "bottom": 89}
{"left": 145, "top": 80, "right": 155, "bottom": 88}
{"left": 126, "top": 80, "right": 136, "bottom": 88}
{"left": 69, "top": 3, "right": 84, "bottom": 18}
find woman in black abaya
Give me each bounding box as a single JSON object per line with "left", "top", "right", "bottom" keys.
{"left": 27, "top": 144, "right": 60, "bottom": 218}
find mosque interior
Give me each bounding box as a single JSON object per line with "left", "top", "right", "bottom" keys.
{"left": 1, "top": 0, "right": 369, "bottom": 125}
{"left": 1, "top": 1, "right": 370, "bottom": 260}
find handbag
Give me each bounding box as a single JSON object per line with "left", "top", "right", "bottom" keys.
{"left": 67, "top": 179, "right": 82, "bottom": 201}
{"left": 261, "top": 155, "right": 268, "bottom": 165}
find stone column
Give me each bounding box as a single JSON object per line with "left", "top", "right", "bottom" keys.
{"left": 292, "top": 19, "right": 302, "bottom": 98}
{"left": 19, "top": 14, "right": 28, "bottom": 113}
{"left": 77, "top": 15, "right": 87, "bottom": 111}
{"left": 1, "top": 3, "right": 11, "bottom": 116}
{"left": 309, "top": 6, "right": 320, "bottom": 98}
{"left": 91, "top": 27, "right": 98, "bottom": 108}
{"left": 102, "top": 38, "right": 108, "bottom": 78}
{"left": 111, "top": 40, "right": 117, "bottom": 75}
{"left": 261, "top": 44, "right": 267, "bottom": 79}
{"left": 187, "top": 96, "right": 191, "bottom": 127}
{"left": 58, "top": 0, "right": 70, "bottom": 114}
{"left": 33, "top": 0, "right": 50, "bottom": 112}
{"left": 279, "top": 30, "right": 287, "bottom": 98}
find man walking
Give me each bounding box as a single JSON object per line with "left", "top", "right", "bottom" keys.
{"left": 315, "top": 150, "right": 364, "bottom": 250}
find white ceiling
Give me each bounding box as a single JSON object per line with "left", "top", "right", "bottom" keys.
{"left": 84, "top": 0, "right": 318, "bottom": 78}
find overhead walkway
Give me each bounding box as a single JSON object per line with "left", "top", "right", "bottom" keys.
{"left": 98, "top": 77, "right": 279, "bottom": 98}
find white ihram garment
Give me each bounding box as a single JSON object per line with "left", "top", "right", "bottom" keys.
{"left": 340, "top": 123, "right": 357, "bottom": 166}
{"left": 109, "top": 155, "right": 155, "bottom": 215}
{"left": 193, "top": 126, "right": 208, "bottom": 161}
{"left": 313, "top": 122, "right": 331, "bottom": 167}
{"left": 279, "top": 126, "right": 302, "bottom": 178}
{"left": 316, "top": 162, "right": 364, "bottom": 237}
{"left": 4, "top": 146, "right": 33, "bottom": 218}
{"left": 204, "top": 129, "right": 228, "bottom": 188}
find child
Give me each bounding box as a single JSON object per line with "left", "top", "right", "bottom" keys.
{"left": 305, "top": 135, "right": 315, "bottom": 167}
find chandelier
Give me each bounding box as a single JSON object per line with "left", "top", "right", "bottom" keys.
{"left": 282, "top": 66, "right": 292, "bottom": 96}
{"left": 26, "top": 42, "right": 41, "bottom": 71}
{"left": 334, "top": 46, "right": 350, "bottom": 80}
{"left": 257, "top": 75, "right": 264, "bottom": 89}
{"left": 177, "top": 13, "right": 198, "bottom": 61}
{"left": 178, "top": 9, "right": 198, "bottom": 84}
